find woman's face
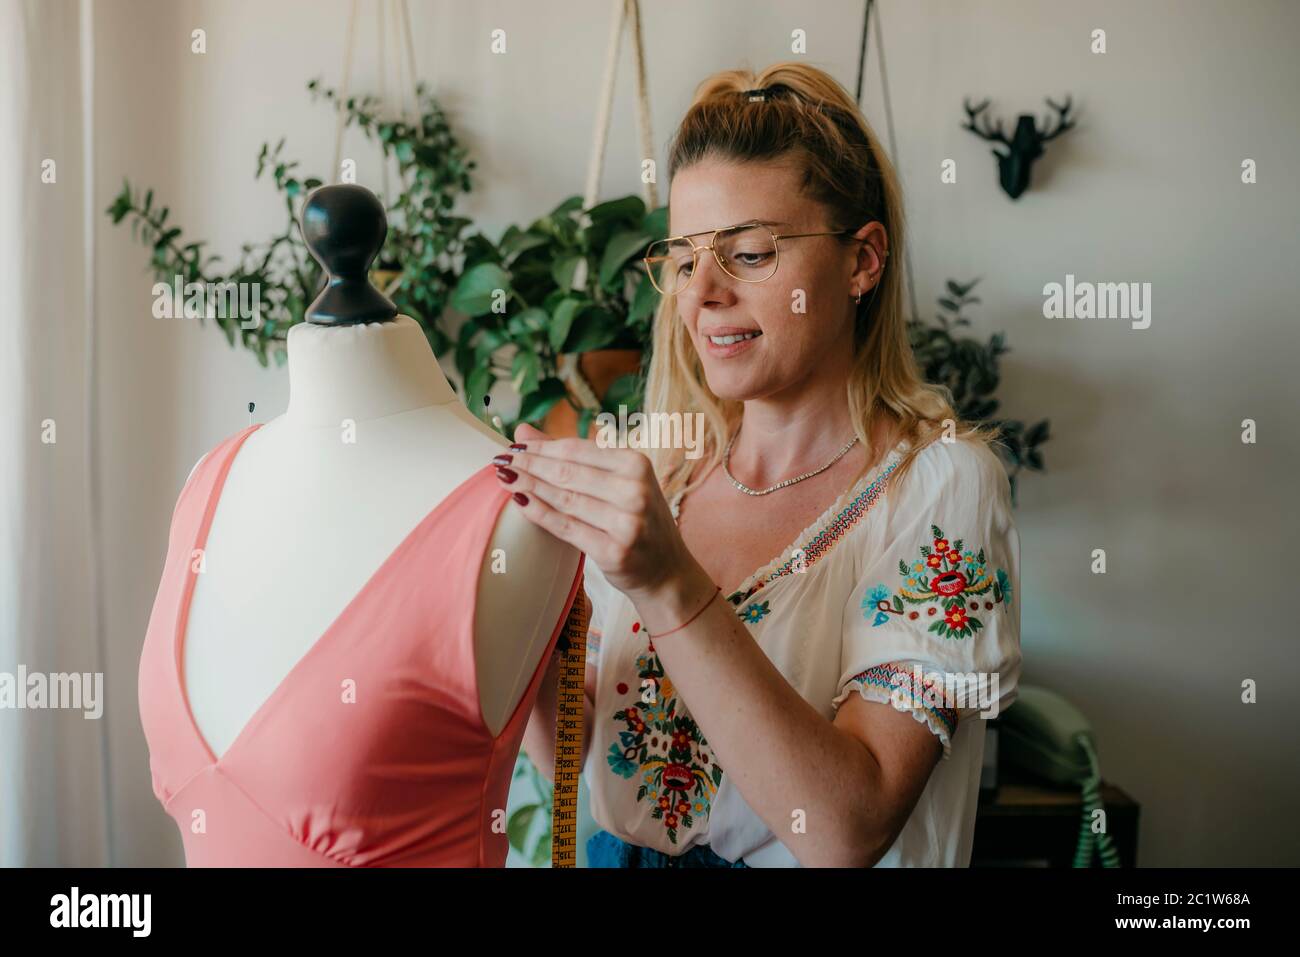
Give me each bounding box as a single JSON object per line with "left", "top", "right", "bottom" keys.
{"left": 667, "top": 157, "right": 885, "bottom": 403}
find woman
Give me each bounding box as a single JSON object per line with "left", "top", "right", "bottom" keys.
{"left": 510, "top": 63, "right": 1021, "bottom": 868}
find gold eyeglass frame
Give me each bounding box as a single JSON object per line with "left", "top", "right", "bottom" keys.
{"left": 641, "top": 220, "right": 862, "bottom": 296}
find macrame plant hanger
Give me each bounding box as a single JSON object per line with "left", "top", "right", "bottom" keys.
{"left": 329, "top": 0, "right": 421, "bottom": 299}
{"left": 549, "top": 0, "right": 657, "bottom": 868}
{"left": 558, "top": 0, "right": 658, "bottom": 410}
{"left": 855, "top": 0, "right": 919, "bottom": 322}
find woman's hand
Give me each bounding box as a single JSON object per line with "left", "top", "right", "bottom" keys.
{"left": 491, "top": 422, "right": 711, "bottom": 611}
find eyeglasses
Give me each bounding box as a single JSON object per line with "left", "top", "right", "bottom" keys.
{"left": 642, "top": 221, "right": 858, "bottom": 296}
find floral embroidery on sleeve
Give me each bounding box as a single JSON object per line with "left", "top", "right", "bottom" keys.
{"left": 606, "top": 622, "right": 724, "bottom": 845}
{"left": 863, "top": 523, "right": 1010, "bottom": 639}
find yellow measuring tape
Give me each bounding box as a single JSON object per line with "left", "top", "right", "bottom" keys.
{"left": 550, "top": 580, "right": 589, "bottom": 868}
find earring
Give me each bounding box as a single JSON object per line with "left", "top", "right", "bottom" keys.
{"left": 855, "top": 290, "right": 862, "bottom": 305}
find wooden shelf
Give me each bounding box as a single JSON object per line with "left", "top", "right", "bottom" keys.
{"left": 972, "top": 766, "right": 1140, "bottom": 867}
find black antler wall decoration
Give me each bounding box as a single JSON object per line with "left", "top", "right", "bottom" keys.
{"left": 962, "top": 96, "right": 1076, "bottom": 199}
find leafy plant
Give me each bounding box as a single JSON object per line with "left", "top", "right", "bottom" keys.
{"left": 508, "top": 753, "right": 558, "bottom": 867}
{"left": 106, "top": 79, "right": 476, "bottom": 366}
{"left": 908, "top": 277, "right": 1050, "bottom": 504}
{"left": 449, "top": 194, "right": 666, "bottom": 434}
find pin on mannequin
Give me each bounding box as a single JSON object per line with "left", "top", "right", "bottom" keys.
{"left": 182, "top": 184, "right": 580, "bottom": 758}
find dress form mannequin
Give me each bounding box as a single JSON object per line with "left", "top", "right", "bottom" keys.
{"left": 183, "top": 185, "right": 579, "bottom": 759}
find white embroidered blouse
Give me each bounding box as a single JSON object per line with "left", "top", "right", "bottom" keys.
{"left": 580, "top": 435, "right": 1022, "bottom": 867}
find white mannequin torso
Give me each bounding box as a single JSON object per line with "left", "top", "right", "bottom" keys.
{"left": 182, "top": 316, "right": 579, "bottom": 758}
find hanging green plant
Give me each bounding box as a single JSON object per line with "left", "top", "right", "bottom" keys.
{"left": 106, "top": 78, "right": 476, "bottom": 367}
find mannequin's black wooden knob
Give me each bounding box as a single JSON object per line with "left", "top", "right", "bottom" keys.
{"left": 301, "top": 184, "right": 397, "bottom": 325}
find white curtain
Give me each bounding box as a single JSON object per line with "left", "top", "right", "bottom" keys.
{"left": 0, "top": 0, "right": 110, "bottom": 866}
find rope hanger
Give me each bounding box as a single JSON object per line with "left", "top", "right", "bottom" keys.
{"left": 570, "top": 0, "right": 658, "bottom": 297}
{"left": 560, "top": 0, "right": 658, "bottom": 416}
{"left": 330, "top": 0, "right": 421, "bottom": 204}
{"left": 584, "top": 0, "right": 658, "bottom": 215}
{"left": 856, "top": 0, "right": 919, "bottom": 323}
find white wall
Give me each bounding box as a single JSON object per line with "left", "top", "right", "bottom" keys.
{"left": 93, "top": 0, "right": 1300, "bottom": 866}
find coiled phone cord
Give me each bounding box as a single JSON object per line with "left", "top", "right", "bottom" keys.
{"left": 1073, "top": 735, "right": 1122, "bottom": 868}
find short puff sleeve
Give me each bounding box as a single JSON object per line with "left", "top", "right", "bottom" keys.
{"left": 831, "top": 438, "right": 1022, "bottom": 760}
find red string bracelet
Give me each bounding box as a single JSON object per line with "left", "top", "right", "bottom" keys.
{"left": 644, "top": 585, "right": 722, "bottom": 639}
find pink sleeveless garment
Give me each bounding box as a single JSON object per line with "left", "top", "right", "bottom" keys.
{"left": 138, "top": 424, "right": 584, "bottom": 866}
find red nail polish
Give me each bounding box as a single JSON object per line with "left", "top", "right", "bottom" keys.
{"left": 491, "top": 454, "right": 513, "bottom": 466}
{"left": 495, "top": 466, "right": 518, "bottom": 483}
{"left": 509, "top": 443, "right": 527, "bottom": 451}
{"left": 512, "top": 492, "right": 529, "bottom": 506}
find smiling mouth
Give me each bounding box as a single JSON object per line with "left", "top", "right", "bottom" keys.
{"left": 706, "top": 331, "right": 762, "bottom": 345}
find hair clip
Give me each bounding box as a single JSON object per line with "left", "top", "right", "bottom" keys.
{"left": 743, "top": 87, "right": 774, "bottom": 102}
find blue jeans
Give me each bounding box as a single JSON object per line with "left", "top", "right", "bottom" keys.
{"left": 586, "top": 829, "right": 749, "bottom": 868}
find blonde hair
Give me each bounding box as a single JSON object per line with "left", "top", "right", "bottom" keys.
{"left": 643, "top": 62, "right": 1003, "bottom": 502}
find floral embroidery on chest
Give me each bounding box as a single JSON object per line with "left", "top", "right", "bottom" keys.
{"left": 605, "top": 620, "right": 724, "bottom": 845}
{"left": 864, "top": 523, "right": 1011, "bottom": 638}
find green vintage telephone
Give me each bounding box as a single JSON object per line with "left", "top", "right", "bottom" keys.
{"left": 999, "top": 684, "right": 1122, "bottom": 867}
